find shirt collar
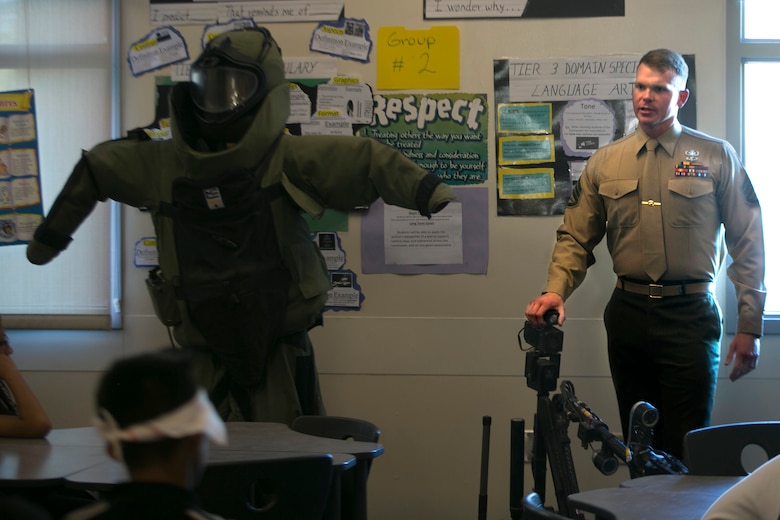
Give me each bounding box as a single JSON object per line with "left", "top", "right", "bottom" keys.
{"left": 634, "top": 120, "right": 682, "bottom": 157}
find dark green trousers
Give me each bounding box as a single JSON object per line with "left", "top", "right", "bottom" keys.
{"left": 604, "top": 287, "right": 721, "bottom": 459}
{"left": 193, "top": 330, "right": 326, "bottom": 425}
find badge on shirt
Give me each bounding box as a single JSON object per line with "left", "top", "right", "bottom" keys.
{"left": 684, "top": 149, "right": 700, "bottom": 161}
{"left": 675, "top": 161, "right": 709, "bottom": 178}
{"left": 203, "top": 187, "right": 225, "bottom": 209}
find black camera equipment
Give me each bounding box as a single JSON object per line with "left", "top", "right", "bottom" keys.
{"left": 522, "top": 311, "right": 563, "bottom": 393}
{"left": 517, "top": 311, "right": 582, "bottom": 519}
{"left": 559, "top": 381, "right": 688, "bottom": 478}
{"left": 624, "top": 401, "right": 689, "bottom": 477}
{"left": 513, "top": 310, "right": 688, "bottom": 518}
{"left": 559, "top": 380, "right": 630, "bottom": 476}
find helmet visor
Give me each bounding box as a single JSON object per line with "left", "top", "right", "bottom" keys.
{"left": 190, "top": 63, "right": 259, "bottom": 115}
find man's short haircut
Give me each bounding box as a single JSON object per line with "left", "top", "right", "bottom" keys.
{"left": 639, "top": 48, "right": 689, "bottom": 88}
{"left": 96, "top": 349, "right": 199, "bottom": 469}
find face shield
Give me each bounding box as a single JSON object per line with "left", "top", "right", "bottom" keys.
{"left": 190, "top": 57, "right": 261, "bottom": 116}
{"left": 189, "top": 30, "right": 274, "bottom": 127}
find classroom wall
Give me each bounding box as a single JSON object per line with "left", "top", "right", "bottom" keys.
{"left": 10, "top": 1, "right": 780, "bottom": 519}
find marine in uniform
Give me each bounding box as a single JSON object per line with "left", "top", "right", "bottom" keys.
{"left": 526, "top": 49, "right": 764, "bottom": 458}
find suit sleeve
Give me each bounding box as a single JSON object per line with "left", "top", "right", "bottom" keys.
{"left": 27, "top": 139, "right": 160, "bottom": 265}
{"left": 282, "top": 135, "right": 456, "bottom": 217}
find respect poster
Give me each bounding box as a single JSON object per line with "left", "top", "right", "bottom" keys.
{"left": 0, "top": 90, "right": 44, "bottom": 245}
{"left": 360, "top": 92, "right": 489, "bottom": 185}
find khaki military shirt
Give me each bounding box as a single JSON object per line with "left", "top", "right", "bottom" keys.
{"left": 544, "top": 122, "right": 765, "bottom": 336}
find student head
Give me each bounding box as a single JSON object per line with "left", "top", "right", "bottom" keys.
{"left": 94, "top": 349, "right": 226, "bottom": 486}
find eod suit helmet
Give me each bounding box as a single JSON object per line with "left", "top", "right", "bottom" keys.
{"left": 189, "top": 26, "right": 285, "bottom": 129}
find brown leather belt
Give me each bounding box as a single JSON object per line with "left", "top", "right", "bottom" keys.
{"left": 616, "top": 279, "right": 714, "bottom": 299}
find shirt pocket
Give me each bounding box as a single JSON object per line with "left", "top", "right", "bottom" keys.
{"left": 667, "top": 177, "right": 715, "bottom": 228}
{"left": 599, "top": 178, "right": 639, "bottom": 228}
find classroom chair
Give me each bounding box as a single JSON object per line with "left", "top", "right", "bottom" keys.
{"left": 522, "top": 491, "right": 578, "bottom": 520}
{"left": 290, "top": 416, "right": 381, "bottom": 520}
{"left": 195, "top": 453, "right": 333, "bottom": 520}
{"left": 683, "top": 421, "right": 780, "bottom": 476}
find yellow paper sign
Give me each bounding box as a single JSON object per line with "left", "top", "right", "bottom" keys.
{"left": 377, "top": 26, "right": 459, "bottom": 90}
{"left": 0, "top": 91, "right": 33, "bottom": 112}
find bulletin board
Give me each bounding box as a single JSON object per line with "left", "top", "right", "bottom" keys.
{"left": 493, "top": 54, "right": 697, "bottom": 216}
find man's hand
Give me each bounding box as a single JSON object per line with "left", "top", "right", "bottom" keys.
{"left": 525, "top": 292, "right": 565, "bottom": 326}
{"left": 725, "top": 332, "right": 760, "bottom": 381}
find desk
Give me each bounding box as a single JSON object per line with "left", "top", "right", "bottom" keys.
{"left": 567, "top": 475, "right": 743, "bottom": 520}
{"left": 619, "top": 474, "right": 742, "bottom": 492}
{"left": 45, "top": 422, "right": 384, "bottom": 461}
{"left": 1, "top": 422, "right": 382, "bottom": 520}
{"left": 212, "top": 421, "right": 384, "bottom": 460}
{"left": 64, "top": 450, "right": 356, "bottom": 491}
{"left": 0, "top": 443, "right": 108, "bottom": 488}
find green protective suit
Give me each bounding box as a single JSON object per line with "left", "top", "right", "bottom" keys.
{"left": 26, "top": 59, "right": 456, "bottom": 425}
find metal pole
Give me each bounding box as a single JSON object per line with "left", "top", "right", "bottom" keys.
{"left": 478, "top": 415, "right": 492, "bottom": 520}
{"left": 510, "top": 418, "right": 525, "bottom": 519}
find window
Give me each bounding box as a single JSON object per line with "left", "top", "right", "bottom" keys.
{"left": 726, "top": 0, "right": 778, "bottom": 333}
{"left": 0, "top": 0, "right": 120, "bottom": 329}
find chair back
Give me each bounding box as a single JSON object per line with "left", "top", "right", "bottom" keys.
{"left": 683, "top": 421, "right": 780, "bottom": 476}
{"left": 196, "top": 453, "right": 333, "bottom": 520}
{"left": 522, "top": 491, "right": 575, "bottom": 520}
{"left": 290, "top": 416, "right": 381, "bottom": 520}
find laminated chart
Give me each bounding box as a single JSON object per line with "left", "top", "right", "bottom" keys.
{"left": 0, "top": 90, "right": 43, "bottom": 244}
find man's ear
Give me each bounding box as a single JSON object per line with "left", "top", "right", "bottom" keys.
{"left": 677, "top": 89, "right": 690, "bottom": 108}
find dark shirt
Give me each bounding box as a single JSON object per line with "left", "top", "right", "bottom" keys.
{"left": 63, "top": 482, "right": 224, "bottom": 520}
{"left": 0, "top": 379, "right": 17, "bottom": 415}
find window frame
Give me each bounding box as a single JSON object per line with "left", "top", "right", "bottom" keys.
{"left": 0, "top": 0, "right": 122, "bottom": 330}
{"left": 725, "top": 0, "right": 775, "bottom": 334}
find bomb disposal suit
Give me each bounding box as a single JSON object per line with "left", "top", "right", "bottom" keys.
{"left": 26, "top": 28, "right": 456, "bottom": 424}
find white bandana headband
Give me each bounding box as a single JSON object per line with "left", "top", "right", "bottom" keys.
{"left": 94, "top": 388, "right": 228, "bottom": 459}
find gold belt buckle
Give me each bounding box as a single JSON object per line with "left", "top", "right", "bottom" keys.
{"left": 648, "top": 283, "right": 664, "bottom": 299}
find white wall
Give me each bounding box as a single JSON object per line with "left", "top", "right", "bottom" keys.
{"left": 10, "top": 1, "right": 780, "bottom": 519}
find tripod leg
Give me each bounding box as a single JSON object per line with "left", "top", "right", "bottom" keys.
{"left": 538, "top": 396, "right": 582, "bottom": 519}
{"left": 530, "top": 411, "right": 548, "bottom": 504}
{"left": 509, "top": 418, "right": 525, "bottom": 520}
